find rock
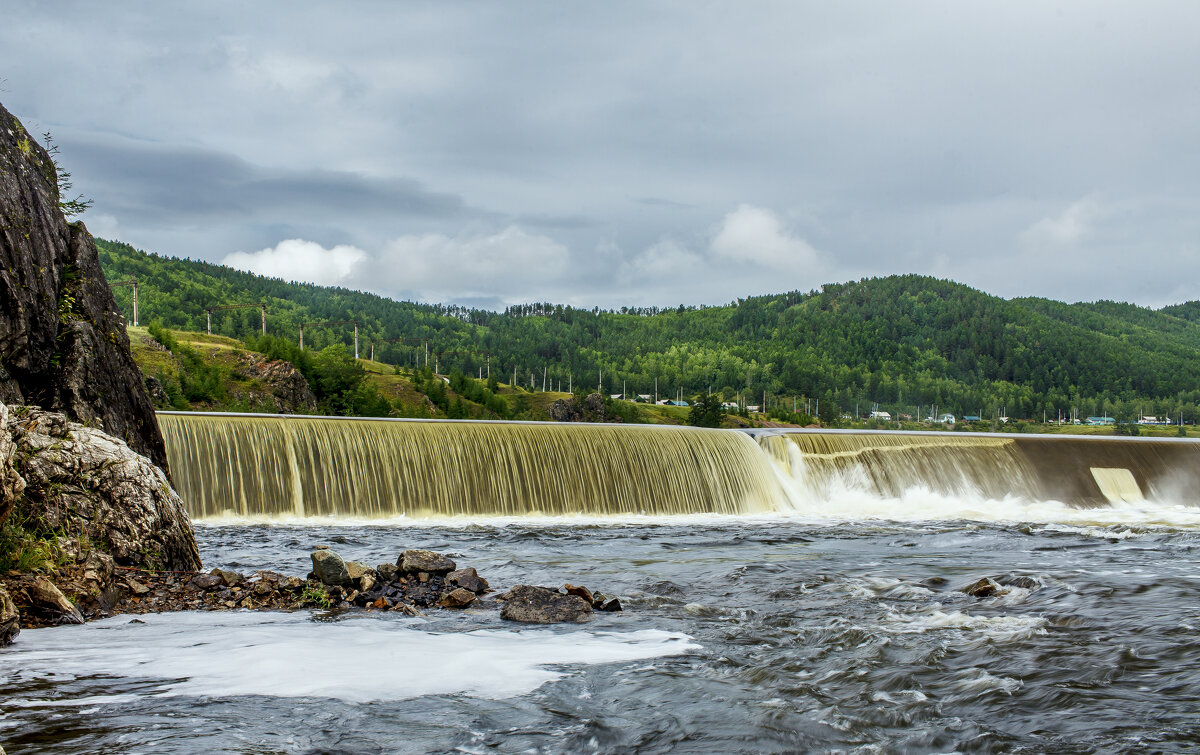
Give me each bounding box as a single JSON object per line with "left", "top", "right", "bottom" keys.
{"left": 279, "top": 576, "right": 305, "bottom": 590}
{"left": 125, "top": 578, "right": 151, "bottom": 596}
{"left": 399, "top": 549, "right": 456, "bottom": 575}
{"left": 0, "top": 102, "right": 169, "bottom": 471}
{"left": 81, "top": 550, "right": 114, "bottom": 587}
{"left": 358, "top": 573, "right": 376, "bottom": 593}
{"left": 549, "top": 398, "right": 582, "bottom": 422}
{"left": 0, "top": 585, "right": 18, "bottom": 645}
{"left": 192, "top": 573, "right": 223, "bottom": 590}
{"left": 564, "top": 583, "right": 593, "bottom": 604}
{"left": 238, "top": 355, "right": 319, "bottom": 414}
{"left": 0, "top": 405, "right": 201, "bottom": 570}
{"left": 144, "top": 376, "right": 169, "bottom": 407}
{"left": 26, "top": 576, "right": 84, "bottom": 624}
{"left": 376, "top": 562, "right": 399, "bottom": 582}
{"left": 251, "top": 581, "right": 273, "bottom": 597}
{"left": 448, "top": 567, "right": 488, "bottom": 594}
{"left": 499, "top": 585, "right": 592, "bottom": 624}
{"left": 439, "top": 588, "right": 477, "bottom": 608}
{"left": 1003, "top": 575, "right": 1041, "bottom": 590}
{"left": 345, "top": 561, "right": 375, "bottom": 588}
{"left": 964, "top": 577, "right": 1006, "bottom": 598}
{"left": 211, "top": 568, "right": 243, "bottom": 587}
{"left": 599, "top": 597, "right": 623, "bottom": 612}
{"left": 311, "top": 549, "right": 352, "bottom": 586}
{"left": 391, "top": 602, "right": 421, "bottom": 616}
{"left": 315, "top": 544, "right": 330, "bottom": 550}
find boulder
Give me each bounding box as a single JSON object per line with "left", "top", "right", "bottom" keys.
{"left": 81, "top": 549, "right": 115, "bottom": 588}
{"left": 26, "top": 576, "right": 84, "bottom": 625}
{"left": 0, "top": 102, "right": 169, "bottom": 471}
{"left": 0, "top": 585, "right": 18, "bottom": 645}
{"left": 439, "top": 588, "right": 477, "bottom": 609}
{"left": 398, "top": 549, "right": 456, "bottom": 575}
{"left": 1, "top": 406, "right": 201, "bottom": 570}
{"left": 448, "top": 567, "right": 488, "bottom": 594}
{"left": 192, "top": 573, "right": 223, "bottom": 590}
{"left": 125, "top": 577, "right": 151, "bottom": 596}
{"left": 345, "top": 560, "right": 375, "bottom": 583}
{"left": 564, "top": 583, "right": 593, "bottom": 604}
{"left": 499, "top": 585, "right": 593, "bottom": 624}
{"left": 211, "top": 568, "right": 243, "bottom": 587}
{"left": 963, "top": 577, "right": 1006, "bottom": 598}
{"left": 311, "top": 549, "right": 352, "bottom": 586}
{"left": 376, "top": 562, "right": 399, "bottom": 582}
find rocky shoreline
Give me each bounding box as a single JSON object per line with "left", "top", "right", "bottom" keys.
{"left": 1, "top": 544, "right": 622, "bottom": 643}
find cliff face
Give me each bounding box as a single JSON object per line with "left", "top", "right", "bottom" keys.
{"left": 0, "top": 102, "right": 167, "bottom": 471}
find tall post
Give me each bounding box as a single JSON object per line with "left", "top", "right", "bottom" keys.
{"left": 260, "top": 305, "right": 266, "bottom": 335}
{"left": 371, "top": 344, "right": 375, "bottom": 361}
{"left": 543, "top": 366, "right": 547, "bottom": 392}
{"left": 206, "top": 310, "right": 211, "bottom": 335}
{"left": 353, "top": 322, "right": 359, "bottom": 360}
{"left": 299, "top": 325, "right": 304, "bottom": 350}
{"left": 132, "top": 280, "right": 139, "bottom": 327}
{"left": 424, "top": 340, "right": 428, "bottom": 367}
{"left": 486, "top": 354, "right": 490, "bottom": 379}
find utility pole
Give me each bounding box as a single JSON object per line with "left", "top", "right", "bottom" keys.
{"left": 299, "top": 319, "right": 356, "bottom": 355}
{"left": 207, "top": 303, "right": 267, "bottom": 336}
{"left": 109, "top": 279, "right": 139, "bottom": 326}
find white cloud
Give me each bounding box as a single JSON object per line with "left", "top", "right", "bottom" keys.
{"left": 710, "top": 204, "right": 819, "bottom": 272}
{"left": 222, "top": 239, "right": 367, "bottom": 285}
{"left": 368, "top": 226, "right": 571, "bottom": 303}
{"left": 1019, "top": 196, "right": 1101, "bottom": 248}
{"left": 620, "top": 239, "right": 703, "bottom": 279}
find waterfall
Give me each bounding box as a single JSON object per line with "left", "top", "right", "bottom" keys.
{"left": 757, "top": 430, "right": 1200, "bottom": 507}
{"left": 159, "top": 413, "right": 1200, "bottom": 520}
{"left": 758, "top": 432, "right": 1042, "bottom": 502}
{"left": 159, "top": 413, "right": 784, "bottom": 519}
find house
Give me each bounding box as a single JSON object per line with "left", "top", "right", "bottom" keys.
{"left": 636, "top": 394, "right": 652, "bottom": 403}
{"left": 721, "top": 402, "right": 739, "bottom": 410}
{"left": 869, "top": 411, "right": 891, "bottom": 420}
{"left": 938, "top": 413, "right": 956, "bottom": 424}
{"left": 610, "top": 394, "right": 624, "bottom": 400}
{"left": 746, "top": 405, "right": 760, "bottom": 412}
{"left": 1086, "top": 416, "right": 1115, "bottom": 425}
{"left": 963, "top": 415, "right": 982, "bottom": 422}
{"left": 1138, "top": 416, "right": 1161, "bottom": 425}
{"left": 669, "top": 400, "right": 689, "bottom": 407}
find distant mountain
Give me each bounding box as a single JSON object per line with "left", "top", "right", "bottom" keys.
{"left": 97, "top": 238, "right": 1200, "bottom": 423}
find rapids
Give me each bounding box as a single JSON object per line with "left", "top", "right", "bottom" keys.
{"left": 3, "top": 417, "right": 1200, "bottom": 752}
{"left": 3, "top": 516, "right": 1199, "bottom": 752}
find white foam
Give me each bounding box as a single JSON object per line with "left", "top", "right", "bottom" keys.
{"left": 2, "top": 612, "right": 699, "bottom": 703}
{"left": 953, "top": 668, "right": 1023, "bottom": 695}
{"left": 192, "top": 488, "right": 1200, "bottom": 531}
{"left": 880, "top": 608, "right": 1047, "bottom": 643}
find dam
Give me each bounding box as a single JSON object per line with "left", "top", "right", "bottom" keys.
{"left": 158, "top": 412, "right": 1200, "bottom": 519}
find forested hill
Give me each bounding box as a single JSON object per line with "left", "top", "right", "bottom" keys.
{"left": 97, "top": 238, "right": 1200, "bottom": 423}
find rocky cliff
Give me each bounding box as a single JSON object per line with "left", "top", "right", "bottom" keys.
{"left": 0, "top": 102, "right": 167, "bottom": 471}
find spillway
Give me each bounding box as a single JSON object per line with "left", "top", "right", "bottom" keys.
{"left": 158, "top": 413, "right": 783, "bottom": 518}
{"left": 158, "top": 413, "right": 1200, "bottom": 520}
{"left": 757, "top": 429, "right": 1200, "bottom": 507}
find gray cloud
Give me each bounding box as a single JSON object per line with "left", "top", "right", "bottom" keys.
{"left": 1, "top": 1, "right": 1198, "bottom": 309}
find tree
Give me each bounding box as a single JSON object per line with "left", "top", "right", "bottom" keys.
{"left": 688, "top": 394, "right": 725, "bottom": 428}
{"left": 42, "top": 131, "right": 93, "bottom": 218}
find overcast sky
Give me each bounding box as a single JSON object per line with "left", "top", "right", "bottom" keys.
{"left": 4, "top": 1, "right": 1199, "bottom": 310}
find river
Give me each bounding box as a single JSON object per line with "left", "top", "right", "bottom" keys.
{"left": 4, "top": 501, "right": 1200, "bottom": 753}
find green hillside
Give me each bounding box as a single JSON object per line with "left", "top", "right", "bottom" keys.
{"left": 98, "top": 238, "right": 1200, "bottom": 426}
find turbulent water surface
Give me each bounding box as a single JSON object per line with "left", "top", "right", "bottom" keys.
{"left": 4, "top": 504, "right": 1200, "bottom": 753}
